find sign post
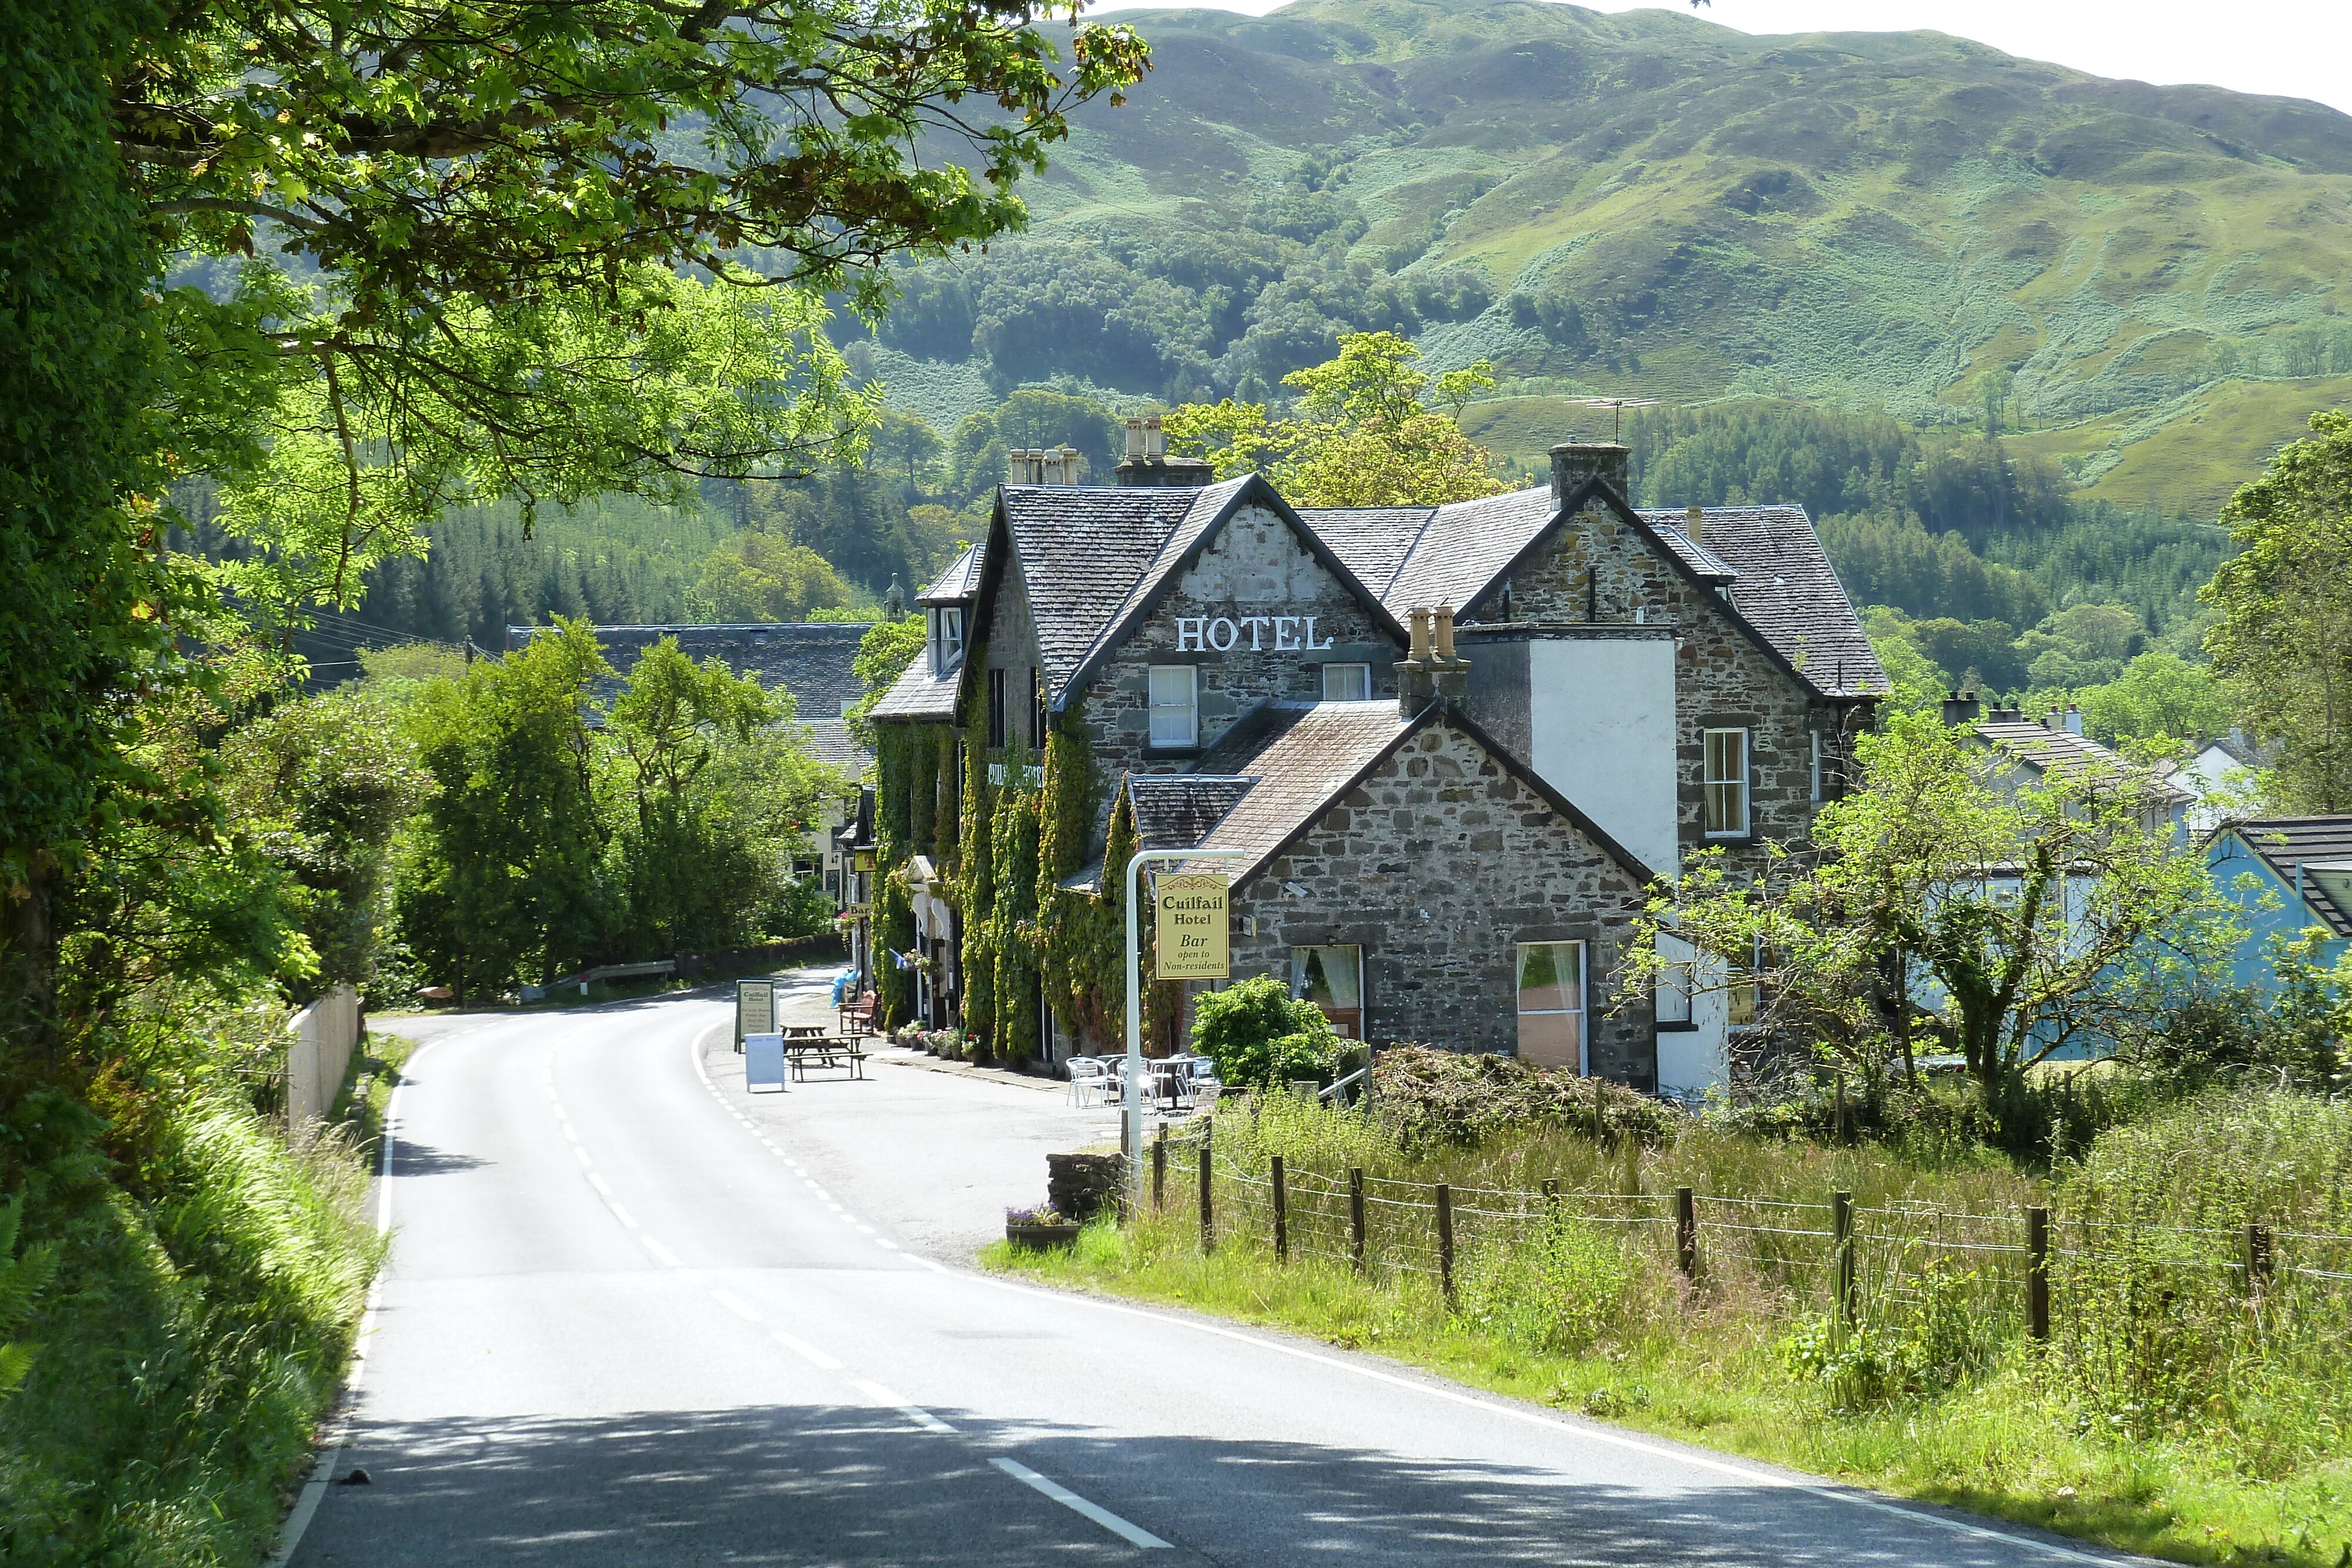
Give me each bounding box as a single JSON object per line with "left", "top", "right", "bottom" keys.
{"left": 735, "top": 978, "right": 774, "bottom": 1055}
{"left": 1124, "top": 847, "right": 1243, "bottom": 1216}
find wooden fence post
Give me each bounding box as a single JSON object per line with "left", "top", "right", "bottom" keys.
{"left": 1676, "top": 1186, "right": 1698, "bottom": 1281}
{"left": 2026, "top": 1206, "right": 2050, "bottom": 1342}
{"left": 1152, "top": 1123, "right": 1167, "bottom": 1212}
{"left": 2245, "top": 1222, "right": 2273, "bottom": 1300}
{"left": 1272, "top": 1155, "right": 1288, "bottom": 1265}
{"left": 1349, "top": 1166, "right": 1367, "bottom": 1275}
{"left": 1541, "top": 1177, "right": 1560, "bottom": 1211}
{"left": 1833, "top": 1190, "right": 1856, "bottom": 1326}
{"left": 1199, "top": 1125, "right": 1214, "bottom": 1254}
{"left": 1436, "top": 1183, "right": 1456, "bottom": 1308}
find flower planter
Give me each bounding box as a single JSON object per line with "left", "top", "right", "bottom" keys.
{"left": 1005, "top": 1222, "right": 1079, "bottom": 1251}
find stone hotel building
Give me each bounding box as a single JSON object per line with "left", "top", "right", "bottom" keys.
{"left": 869, "top": 427, "right": 1886, "bottom": 1096}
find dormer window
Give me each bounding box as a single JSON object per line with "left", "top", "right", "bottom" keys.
{"left": 932, "top": 607, "right": 965, "bottom": 676}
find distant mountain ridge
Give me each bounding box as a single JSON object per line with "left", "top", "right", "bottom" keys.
{"left": 856, "top": 0, "right": 2352, "bottom": 517}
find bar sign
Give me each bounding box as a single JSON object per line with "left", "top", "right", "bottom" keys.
{"left": 1155, "top": 873, "right": 1230, "bottom": 980}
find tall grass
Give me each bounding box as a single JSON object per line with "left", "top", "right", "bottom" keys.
{"left": 1004, "top": 1088, "right": 2352, "bottom": 1566}
{"left": 1, "top": 1086, "right": 380, "bottom": 1567}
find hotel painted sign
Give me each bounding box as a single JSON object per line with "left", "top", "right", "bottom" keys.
{"left": 1154, "top": 873, "right": 1231, "bottom": 980}
{"left": 1174, "top": 614, "right": 1338, "bottom": 654}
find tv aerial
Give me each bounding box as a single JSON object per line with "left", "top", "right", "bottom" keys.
{"left": 1566, "top": 396, "right": 1660, "bottom": 443}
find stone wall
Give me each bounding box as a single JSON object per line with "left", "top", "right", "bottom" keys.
{"left": 1078, "top": 504, "right": 1397, "bottom": 848}
{"left": 1222, "top": 715, "right": 1657, "bottom": 1088}
{"left": 1495, "top": 502, "right": 1853, "bottom": 867}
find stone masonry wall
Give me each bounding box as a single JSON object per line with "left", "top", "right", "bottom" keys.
{"left": 1081, "top": 504, "right": 1396, "bottom": 848}
{"left": 1223, "top": 717, "right": 1657, "bottom": 1088}
{"left": 1503, "top": 503, "right": 1845, "bottom": 867}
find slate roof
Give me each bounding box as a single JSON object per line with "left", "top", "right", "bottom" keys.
{"left": 2220, "top": 817, "right": 2352, "bottom": 936}
{"left": 1302, "top": 487, "right": 1561, "bottom": 618}
{"left": 794, "top": 718, "right": 868, "bottom": 775}
{"left": 919, "top": 542, "right": 984, "bottom": 605}
{"left": 1127, "top": 776, "right": 1259, "bottom": 853}
{"left": 1973, "top": 721, "right": 2195, "bottom": 807}
{"left": 997, "top": 481, "right": 1228, "bottom": 708}
{"left": 869, "top": 654, "right": 961, "bottom": 723}
{"left": 509, "top": 621, "right": 871, "bottom": 718}
{"left": 1158, "top": 701, "right": 1412, "bottom": 881}
{"left": 1637, "top": 507, "right": 1886, "bottom": 697}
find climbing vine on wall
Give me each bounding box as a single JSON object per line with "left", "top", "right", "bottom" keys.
{"left": 989, "top": 773, "right": 1041, "bottom": 1064}
{"left": 954, "top": 644, "right": 996, "bottom": 1053}
{"left": 1036, "top": 711, "right": 1117, "bottom": 1048}
{"left": 871, "top": 721, "right": 917, "bottom": 1027}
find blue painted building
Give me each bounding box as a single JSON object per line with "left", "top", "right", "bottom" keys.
{"left": 2204, "top": 817, "right": 2352, "bottom": 990}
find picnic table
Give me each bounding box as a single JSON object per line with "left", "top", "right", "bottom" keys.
{"left": 786, "top": 1038, "right": 867, "bottom": 1082}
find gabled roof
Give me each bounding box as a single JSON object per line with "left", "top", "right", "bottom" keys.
{"left": 2216, "top": 816, "right": 2352, "bottom": 937}
{"left": 918, "top": 542, "right": 984, "bottom": 605}
{"left": 1304, "top": 488, "right": 1561, "bottom": 618}
{"left": 1305, "top": 483, "right": 1885, "bottom": 700}
{"left": 1973, "top": 721, "right": 2196, "bottom": 807}
{"left": 1131, "top": 699, "right": 1657, "bottom": 890}
{"left": 869, "top": 655, "right": 960, "bottom": 723}
{"left": 989, "top": 477, "right": 1404, "bottom": 711}
{"left": 1638, "top": 507, "right": 1884, "bottom": 697}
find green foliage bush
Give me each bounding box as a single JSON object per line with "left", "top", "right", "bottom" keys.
{"left": 1371, "top": 1045, "right": 1682, "bottom": 1150}
{"left": 1191, "top": 975, "right": 1342, "bottom": 1089}
{"left": 1458, "top": 1216, "right": 1642, "bottom": 1358}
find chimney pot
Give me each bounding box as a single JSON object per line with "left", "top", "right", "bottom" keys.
{"left": 1406, "top": 606, "right": 1434, "bottom": 663}
{"left": 1685, "top": 503, "right": 1704, "bottom": 544}
{"left": 1124, "top": 418, "right": 1145, "bottom": 460}
{"left": 1939, "top": 690, "right": 1982, "bottom": 729}
{"left": 1432, "top": 604, "right": 1458, "bottom": 660}
{"left": 1549, "top": 443, "right": 1631, "bottom": 506}
{"left": 1144, "top": 415, "right": 1165, "bottom": 459}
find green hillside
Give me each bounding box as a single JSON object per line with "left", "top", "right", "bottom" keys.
{"left": 856, "top": 0, "right": 2352, "bottom": 516}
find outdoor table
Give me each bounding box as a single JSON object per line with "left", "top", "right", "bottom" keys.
{"left": 786, "top": 1039, "right": 867, "bottom": 1081}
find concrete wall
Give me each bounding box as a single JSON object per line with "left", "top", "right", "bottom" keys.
{"left": 1501, "top": 502, "right": 1852, "bottom": 873}
{"left": 1224, "top": 717, "right": 1657, "bottom": 1088}
{"left": 286, "top": 984, "right": 360, "bottom": 1135}
{"left": 1526, "top": 636, "right": 1679, "bottom": 879}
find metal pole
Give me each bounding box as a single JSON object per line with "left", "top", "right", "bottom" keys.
{"left": 1124, "top": 846, "right": 1243, "bottom": 1218}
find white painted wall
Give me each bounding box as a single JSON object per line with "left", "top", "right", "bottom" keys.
{"left": 286, "top": 985, "right": 360, "bottom": 1135}
{"left": 1526, "top": 638, "right": 1679, "bottom": 881}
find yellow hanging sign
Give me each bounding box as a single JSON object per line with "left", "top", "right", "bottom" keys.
{"left": 1154, "top": 873, "right": 1230, "bottom": 980}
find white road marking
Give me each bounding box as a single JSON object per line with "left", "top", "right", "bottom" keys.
{"left": 990, "top": 1457, "right": 1170, "bottom": 1549}
{"left": 609, "top": 1201, "right": 638, "bottom": 1231}
{"left": 642, "top": 1236, "right": 683, "bottom": 1268}
{"left": 972, "top": 1276, "right": 2128, "bottom": 1566}
{"left": 853, "top": 1379, "right": 957, "bottom": 1435}
{"left": 710, "top": 1289, "right": 761, "bottom": 1322}
{"left": 571, "top": 1145, "right": 592, "bottom": 1169}
{"left": 770, "top": 1328, "right": 844, "bottom": 1370}
{"left": 586, "top": 1173, "right": 612, "bottom": 1198}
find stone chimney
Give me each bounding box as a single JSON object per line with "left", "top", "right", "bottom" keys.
{"left": 2043, "top": 707, "right": 2065, "bottom": 733}
{"left": 1940, "top": 690, "right": 1982, "bottom": 728}
{"left": 2063, "top": 704, "right": 2083, "bottom": 735}
{"left": 1685, "top": 503, "right": 1705, "bottom": 545}
{"left": 883, "top": 575, "right": 906, "bottom": 620}
{"left": 1395, "top": 607, "right": 1435, "bottom": 717}
{"left": 1115, "top": 414, "right": 1215, "bottom": 488}
{"left": 1550, "top": 443, "right": 1631, "bottom": 506}
{"left": 1429, "top": 603, "right": 1471, "bottom": 702}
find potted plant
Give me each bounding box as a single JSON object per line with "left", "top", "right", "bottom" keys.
{"left": 1004, "top": 1202, "right": 1079, "bottom": 1249}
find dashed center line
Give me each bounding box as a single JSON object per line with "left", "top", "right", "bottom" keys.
{"left": 990, "top": 1459, "right": 1172, "bottom": 1550}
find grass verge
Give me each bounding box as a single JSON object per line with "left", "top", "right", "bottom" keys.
{"left": 985, "top": 1097, "right": 2352, "bottom": 1568}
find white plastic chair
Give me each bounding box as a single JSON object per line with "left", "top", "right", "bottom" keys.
{"left": 1067, "top": 1057, "right": 1109, "bottom": 1108}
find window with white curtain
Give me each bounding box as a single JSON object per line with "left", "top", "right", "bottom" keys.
{"left": 1321, "top": 662, "right": 1372, "bottom": 701}
{"left": 1148, "top": 665, "right": 1198, "bottom": 748}
{"left": 1703, "top": 728, "right": 1750, "bottom": 837}
{"left": 1515, "top": 941, "right": 1586, "bottom": 1071}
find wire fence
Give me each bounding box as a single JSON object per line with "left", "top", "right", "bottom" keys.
{"left": 1127, "top": 1122, "right": 2352, "bottom": 1339}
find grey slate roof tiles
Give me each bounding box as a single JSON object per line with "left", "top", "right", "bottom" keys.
{"left": 1127, "top": 775, "right": 1259, "bottom": 852}
{"left": 1973, "top": 721, "right": 2194, "bottom": 807}
{"left": 1302, "top": 487, "right": 1558, "bottom": 617}
{"left": 510, "top": 621, "right": 871, "bottom": 718}
{"left": 2227, "top": 816, "right": 2352, "bottom": 936}
{"left": 998, "top": 482, "right": 1219, "bottom": 708}
{"left": 794, "top": 718, "right": 869, "bottom": 774}
{"left": 1638, "top": 507, "right": 1887, "bottom": 697}
{"left": 919, "top": 542, "right": 984, "bottom": 604}
{"left": 870, "top": 654, "right": 961, "bottom": 723}
{"left": 1165, "top": 700, "right": 1412, "bottom": 880}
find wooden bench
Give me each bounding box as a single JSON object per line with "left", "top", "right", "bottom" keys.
{"left": 786, "top": 1040, "right": 867, "bottom": 1081}
{"left": 837, "top": 1000, "right": 876, "bottom": 1039}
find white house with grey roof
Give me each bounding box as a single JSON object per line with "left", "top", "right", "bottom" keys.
{"left": 870, "top": 437, "right": 1886, "bottom": 1098}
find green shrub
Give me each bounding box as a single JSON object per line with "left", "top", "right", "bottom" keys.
{"left": 1191, "top": 974, "right": 1341, "bottom": 1088}
{"left": 1458, "top": 1215, "right": 1641, "bottom": 1356}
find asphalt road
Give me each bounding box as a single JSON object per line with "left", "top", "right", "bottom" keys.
{"left": 290, "top": 987, "right": 2153, "bottom": 1567}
